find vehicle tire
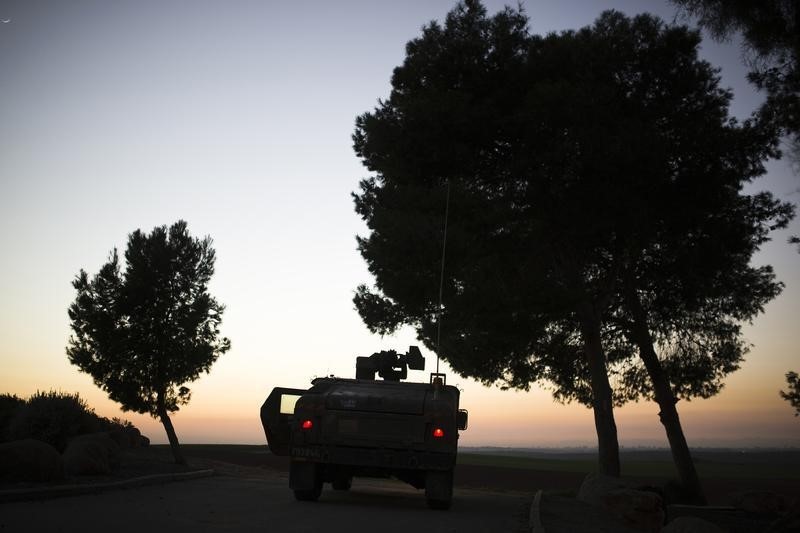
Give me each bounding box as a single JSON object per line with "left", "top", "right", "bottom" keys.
{"left": 293, "top": 481, "right": 322, "bottom": 501}
{"left": 332, "top": 475, "right": 352, "bottom": 491}
{"left": 291, "top": 461, "right": 322, "bottom": 502}
{"left": 425, "top": 469, "right": 453, "bottom": 510}
{"left": 426, "top": 498, "right": 452, "bottom": 510}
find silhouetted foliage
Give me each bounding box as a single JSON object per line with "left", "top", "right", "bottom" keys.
{"left": 781, "top": 371, "right": 800, "bottom": 416}
{"left": 67, "top": 220, "right": 230, "bottom": 464}
{"left": 0, "top": 393, "right": 24, "bottom": 442}
{"left": 108, "top": 416, "right": 134, "bottom": 430}
{"left": 672, "top": 0, "right": 799, "bottom": 159}
{"left": 6, "top": 391, "right": 99, "bottom": 452}
{"left": 352, "top": 1, "right": 793, "bottom": 486}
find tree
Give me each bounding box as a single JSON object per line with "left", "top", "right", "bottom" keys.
{"left": 781, "top": 371, "right": 800, "bottom": 416}
{"left": 671, "top": 0, "right": 799, "bottom": 159}
{"left": 67, "top": 221, "right": 230, "bottom": 464}
{"left": 352, "top": 1, "right": 792, "bottom": 486}
{"left": 354, "top": 1, "right": 625, "bottom": 475}
{"left": 537, "top": 14, "right": 793, "bottom": 501}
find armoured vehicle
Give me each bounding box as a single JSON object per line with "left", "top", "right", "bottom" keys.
{"left": 260, "top": 346, "right": 468, "bottom": 509}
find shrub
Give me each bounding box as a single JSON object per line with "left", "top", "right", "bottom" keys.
{"left": 111, "top": 417, "right": 133, "bottom": 429}
{"left": 96, "top": 416, "right": 134, "bottom": 432}
{"left": 8, "top": 391, "right": 101, "bottom": 452}
{"left": 0, "top": 393, "right": 25, "bottom": 442}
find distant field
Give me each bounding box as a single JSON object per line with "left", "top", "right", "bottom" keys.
{"left": 457, "top": 448, "right": 800, "bottom": 479}
{"left": 174, "top": 444, "right": 800, "bottom": 480}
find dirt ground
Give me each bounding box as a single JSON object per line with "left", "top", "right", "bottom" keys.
{"left": 183, "top": 446, "right": 800, "bottom": 506}
{"left": 2, "top": 444, "right": 797, "bottom": 508}
{"left": 2, "top": 445, "right": 798, "bottom": 533}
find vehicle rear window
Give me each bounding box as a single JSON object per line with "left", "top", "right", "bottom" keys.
{"left": 280, "top": 394, "right": 301, "bottom": 415}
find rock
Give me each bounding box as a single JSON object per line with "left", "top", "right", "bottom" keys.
{"left": 578, "top": 472, "right": 631, "bottom": 506}
{"left": 139, "top": 435, "right": 150, "bottom": 447}
{"left": 731, "top": 491, "right": 795, "bottom": 514}
{"left": 603, "top": 489, "right": 665, "bottom": 532}
{"left": 62, "top": 432, "right": 121, "bottom": 475}
{"left": 108, "top": 428, "right": 130, "bottom": 449}
{"left": 0, "top": 438, "right": 64, "bottom": 482}
{"left": 661, "top": 516, "right": 725, "bottom": 533}
{"left": 578, "top": 473, "right": 665, "bottom": 533}
{"left": 125, "top": 426, "right": 142, "bottom": 448}
{"left": 108, "top": 426, "right": 142, "bottom": 449}
{"left": 662, "top": 480, "right": 696, "bottom": 506}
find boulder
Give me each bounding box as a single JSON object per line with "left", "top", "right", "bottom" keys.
{"left": 578, "top": 473, "right": 665, "bottom": 533}
{"left": 0, "top": 438, "right": 64, "bottom": 482}
{"left": 63, "top": 432, "right": 121, "bottom": 476}
{"left": 661, "top": 516, "right": 725, "bottom": 533}
{"left": 108, "top": 426, "right": 142, "bottom": 449}
{"left": 108, "top": 428, "right": 130, "bottom": 449}
{"left": 603, "top": 489, "right": 665, "bottom": 532}
{"left": 578, "top": 472, "right": 631, "bottom": 506}
{"left": 731, "top": 490, "right": 795, "bottom": 514}
{"left": 662, "top": 480, "right": 696, "bottom": 506}
{"left": 125, "top": 426, "right": 142, "bottom": 448}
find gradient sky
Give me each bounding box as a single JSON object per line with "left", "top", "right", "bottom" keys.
{"left": 1, "top": 0, "right": 798, "bottom": 449}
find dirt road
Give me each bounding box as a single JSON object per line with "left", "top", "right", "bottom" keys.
{"left": 0, "top": 468, "right": 531, "bottom": 533}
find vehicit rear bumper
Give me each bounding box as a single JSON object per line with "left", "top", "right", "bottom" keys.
{"left": 290, "top": 444, "right": 456, "bottom": 470}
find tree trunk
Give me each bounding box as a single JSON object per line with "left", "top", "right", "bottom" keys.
{"left": 577, "top": 301, "right": 621, "bottom": 477}
{"left": 157, "top": 395, "right": 187, "bottom": 465}
{"left": 624, "top": 287, "right": 706, "bottom": 505}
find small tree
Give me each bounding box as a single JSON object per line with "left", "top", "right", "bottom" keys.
{"left": 67, "top": 221, "right": 230, "bottom": 464}
{"left": 781, "top": 371, "right": 800, "bottom": 416}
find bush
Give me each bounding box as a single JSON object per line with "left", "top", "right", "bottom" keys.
{"left": 7, "top": 391, "right": 101, "bottom": 452}
{"left": 95, "top": 416, "right": 134, "bottom": 435}
{"left": 0, "top": 393, "right": 25, "bottom": 442}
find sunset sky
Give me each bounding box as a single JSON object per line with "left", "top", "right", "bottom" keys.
{"left": 1, "top": 0, "right": 798, "bottom": 450}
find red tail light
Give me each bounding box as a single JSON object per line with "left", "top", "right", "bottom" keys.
{"left": 301, "top": 419, "right": 313, "bottom": 430}
{"left": 432, "top": 427, "right": 445, "bottom": 438}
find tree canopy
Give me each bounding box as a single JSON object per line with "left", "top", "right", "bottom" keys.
{"left": 781, "top": 371, "right": 800, "bottom": 417}
{"left": 671, "top": 0, "right": 799, "bottom": 157}
{"left": 352, "top": 1, "right": 793, "bottom": 482}
{"left": 67, "top": 220, "right": 230, "bottom": 464}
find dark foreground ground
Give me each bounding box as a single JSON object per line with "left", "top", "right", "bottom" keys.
{"left": 0, "top": 473, "right": 531, "bottom": 533}
{"left": 183, "top": 444, "right": 800, "bottom": 506}
{"left": 1, "top": 445, "right": 798, "bottom": 532}
{"left": 0, "top": 446, "right": 531, "bottom": 533}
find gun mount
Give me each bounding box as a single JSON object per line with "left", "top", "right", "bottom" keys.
{"left": 355, "top": 346, "right": 425, "bottom": 381}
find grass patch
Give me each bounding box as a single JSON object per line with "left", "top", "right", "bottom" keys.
{"left": 456, "top": 451, "right": 800, "bottom": 479}
{"left": 458, "top": 453, "right": 597, "bottom": 473}
{"left": 164, "top": 445, "right": 800, "bottom": 480}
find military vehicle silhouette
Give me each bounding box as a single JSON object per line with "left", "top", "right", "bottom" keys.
{"left": 261, "top": 346, "right": 468, "bottom": 509}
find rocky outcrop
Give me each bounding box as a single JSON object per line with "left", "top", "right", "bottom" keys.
{"left": 62, "top": 432, "right": 121, "bottom": 475}
{"left": 578, "top": 473, "right": 665, "bottom": 533}
{"left": 108, "top": 426, "right": 142, "bottom": 449}
{"left": 731, "top": 490, "right": 797, "bottom": 514}
{"left": 125, "top": 426, "right": 142, "bottom": 448}
{"left": 0, "top": 438, "right": 64, "bottom": 482}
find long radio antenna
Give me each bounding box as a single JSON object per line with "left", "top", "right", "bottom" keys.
{"left": 435, "top": 181, "right": 451, "bottom": 375}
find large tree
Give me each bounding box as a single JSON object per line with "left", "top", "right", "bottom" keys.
{"left": 355, "top": 0, "right": 626, "bottom": 477}
{"left": 352, "top": 1, "right": 792, "bottom": 486}
{"left": 67, "top": 221, "right": 230, "bottom": 464}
